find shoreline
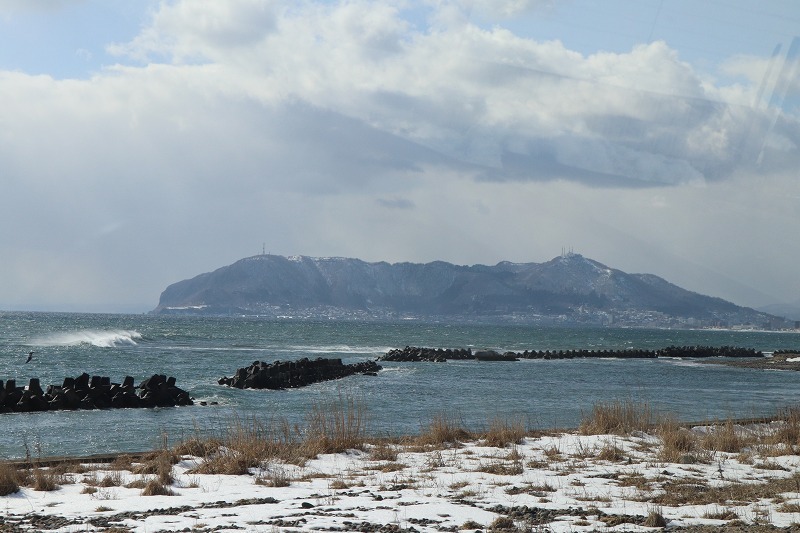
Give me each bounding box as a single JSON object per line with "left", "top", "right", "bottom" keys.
{"left": 698, "top": 353, "right": 800, "bottom": 372}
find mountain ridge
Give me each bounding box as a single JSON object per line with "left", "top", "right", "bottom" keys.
{"left": 152, "top": 253, "right": 778, "bottom": 328}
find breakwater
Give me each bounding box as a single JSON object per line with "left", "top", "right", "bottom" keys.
{"left": 379, "top": 345, "right": 763, "bottom": 362}
{"left": 0, "top": 373, "right": 193, "bottom": 413}
{"left": 218, "top": 357, "right": 382, "bottom": 390}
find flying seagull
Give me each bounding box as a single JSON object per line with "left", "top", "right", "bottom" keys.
{"left": 25, "top": 351, "right": 34, "bottom": 363}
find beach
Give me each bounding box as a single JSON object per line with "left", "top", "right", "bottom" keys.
{"left": 5, "top": 404, "right": 800, "bottom": 532}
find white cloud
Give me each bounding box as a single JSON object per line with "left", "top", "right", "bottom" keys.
{"left": 1, "top": 0, "right": 798, "bottom": 311}
{"left": 107, "top": 2, "right": 797, "bottom": 185}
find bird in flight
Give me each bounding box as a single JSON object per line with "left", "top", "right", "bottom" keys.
{"left": 25, "top": 351, "right": 34, "bottom": 363}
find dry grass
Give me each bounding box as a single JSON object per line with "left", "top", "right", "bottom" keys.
{"left": 482, "top": 416, "right": 527, "bottom": 448}
{"left": 99, "top": 471, "right": 124, "bottom": 487}
{"left": 488, "top": 515, "right": 516, "bottom": 531}
{"left": 416, "top": 412, "right": 472, "bottom": 448}
{"left": 617, "top": 472, "right": 652, "bottom": 491}
{"left": 254, "top": 464, "right": 292, "bottom": 487}
{"left": 141, "top": 478, "right": 176, "bottom": 496}
{"left": 369, "top": 442, "right": 399, "bottom": 461}
{"left": 658, "top": 416, "right": 700, "bottom": 462}
{"left": 704, "top": 506, "right": 740, "bottom": 520}
{"left": 477, "top": 458, "right": 524, "bottom": 476}
{"left": 133, "top": 449, "right": 176, "bottom": 485}
{"left": 766, "top": 407, "right": 800, "bottom": 449}
{"left": 369, "top": 461, "right": 406, "bottom": 473}
{"left": 14, "top": 396, "right": 800, "bottom": 518}
{"left": 188, "top": 394, "right": 369, "bottom": 475}
{"left": 643, "top": 508, "right": 667, "bottom": 527}
{"left": 173, "top": 437, "right": 222, "bottom": 458}
{"left": 32, "top": 468, "right": 62, "bottom": 491}
{"left": 189, "top": 415, "right": 295, "bottom": 475}
{"left": 702, "top": 420, "right": 744, "bottom": 453}
{"left": 110, "top": 454, "right": 135, "bottom": 471}
{"left": 303, "top": 393, "right": 369, "bottom": 455}
{"left": 579, "top": 400, "right": 652, "bottom": 435}
{"left": 0, "top": 463, "right": 21, "bottom": 496}
{"left": 650, "top": 472, "right": 800, "bottom": 507}
{"left": 596, "top": 442, "right": 627, "bottom": 462}
{"left": 124, "top": 479, "right": 148, "bottom": 489}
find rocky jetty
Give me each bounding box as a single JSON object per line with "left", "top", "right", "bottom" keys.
{"left": 0, "top": 374, "right": 193, "bottom": 413}
{"left": 655, "top": 345, "right": 762, "bottom": 358}
{"left": 218, "top": 357, "right": 382, "bottom": 390}
{"left": 379, "top": 347, "right": 472, "bottom": 362}
{"left": 379, "top": 347, "right": 517, "bottom": 362}
{"left": 379, "top": 345, "right": 763, "bottom": 362}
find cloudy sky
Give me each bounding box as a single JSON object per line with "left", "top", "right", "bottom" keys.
{"left": 1, "top": 0, "right": 799, "bottom": 313}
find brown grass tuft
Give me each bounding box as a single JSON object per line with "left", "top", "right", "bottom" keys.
{"left": 579, "top": 400, "right": 651, "bottom": 436}
{"left": 141, "top": 478, "right": 175, "bottom": 496}
{"left": 189, "top": 415, "right": 294, "bottom": 475}
{"left": 488, "top": 515, "right": 516, "bottom": 531}
{"left": 0, "top": 463, "right": 21, "bottom": 496}
{"left": 133, "top": 449, "right": 176, "bottom": 485}
{"left": 187, "top": 394, "right": 368, "bottom": 475}
{"left": 643, "top": 508, "right": 667, "bottom": 527}
{"left": 416, "top": 412, "right": 471, "bottom": 448}
{"left": 98, "top": 471, "right": 124, "bottom": 487}
{"left": 701, "top": 420, "right": 743, "bottom": 453}
{"left": 254, "top": 464, "right": 291, "bottom": 487}
{"left": 658, "top": 416, "right": 699, "bottom": 462}
{"left": 766, "top": 407, "right": 800, "bottom": 449}
{"left": 369, "top": 441, "right": 399, "bottom": 462}
{"left": 596, "top": 442, "right": 626, "bottom": 462}
{"left": 173, "top": 437, "right": 223, "bottom": 458}
{"left": 303, "top": 393, "right": 369, "bottom": 456}
{"left": 32, "top": 468, "right": 61, "bottom": 491}
{"left": 482, "top": 416, "right": 527, "bottom": 448}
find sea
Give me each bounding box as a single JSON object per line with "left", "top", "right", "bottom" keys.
{"left": 1, "top": 311, "right": 800, "bottom": 460}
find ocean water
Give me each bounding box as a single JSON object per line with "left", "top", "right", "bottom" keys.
{"left": 1, "top": 311, "right": 800, "bottom": 459}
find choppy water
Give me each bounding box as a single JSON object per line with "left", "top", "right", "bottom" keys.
{"left": 1, "top": 311, "right": 799, "bottom": 459}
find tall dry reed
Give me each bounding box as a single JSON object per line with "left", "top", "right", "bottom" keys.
{"left": 579, "top": 400, "right": 652, "bottom": 435}
{"left": 416, "top": 412, "right": 471, "bottom": 448}
{"left": 303, "top": 393, "right": 369, "bottom": 455}
{"left": 0, "top": 463, "right": 20, "bottom": 496}
{"left": 482, "top": 416, "right": 527, "bottom": 448}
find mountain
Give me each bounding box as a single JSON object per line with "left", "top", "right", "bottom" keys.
{"left": 151, "top": 253, "right": 777, "bottom": 327}
{"left": 758, "top": 302, "right": 800, "bottom": 322}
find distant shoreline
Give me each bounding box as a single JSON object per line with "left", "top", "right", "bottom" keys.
{"left": 699, "top": 352, "right": 800, "bottom": 371}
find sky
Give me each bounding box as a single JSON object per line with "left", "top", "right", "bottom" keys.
{"left": 0, "top": 0, "right": 799, "bottom": 313}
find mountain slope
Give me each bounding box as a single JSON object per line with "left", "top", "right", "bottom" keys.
{"left": 152, "top": 253, "right": 774, "bottom": 327}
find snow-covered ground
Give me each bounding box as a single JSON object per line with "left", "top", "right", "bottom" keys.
{"left": 4, "top": 425, "right": 800, "bottom": 532}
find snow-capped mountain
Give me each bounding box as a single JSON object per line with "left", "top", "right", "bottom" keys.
{"left": 152, "top": 253, "right": 774, "bottom": 327}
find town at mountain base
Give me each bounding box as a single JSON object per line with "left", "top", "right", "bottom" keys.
{"left": 151, "top": 253, "right": 785, "bottom": 329}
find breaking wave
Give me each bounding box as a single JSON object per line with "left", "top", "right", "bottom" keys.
{"left": 33, "top": 330, "right": 143, "bottom": 348}
{"left": 285, "top": 344, "right": 393, "bottom": 355}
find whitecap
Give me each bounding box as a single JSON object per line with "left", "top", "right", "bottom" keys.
{"left": 33, "top": 329, "right": 143, "bottom": 348}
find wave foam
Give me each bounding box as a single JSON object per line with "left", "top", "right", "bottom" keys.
{"left": 34, "top": 330, "right": 143, "bottom": 348}
{"left": 286, "top": 345, "right": 393, "bottom": 355}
